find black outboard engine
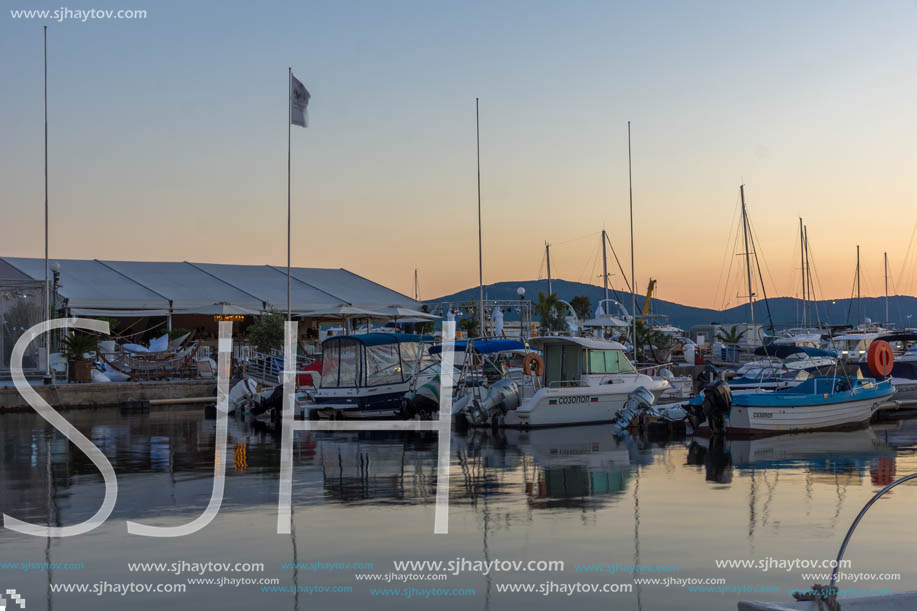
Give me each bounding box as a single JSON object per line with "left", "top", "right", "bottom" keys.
{"left": 700, "top": 379, "right": 732, "bottom": 435}
{"left": 693, "top": 364, "right": 720, "bottom": 395}
{"left": 251, "top": 384, "right": 284, "bottom": 417}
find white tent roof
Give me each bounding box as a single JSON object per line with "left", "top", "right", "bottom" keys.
{"left": 3, "top": 257, "right": 169, "bottom": 311}
{"left": 104, "top": 261, "right": 264, "bottom": 310}
{"left": 282, "top": 266, "right": 420, "bottom": 309}
{"left": 0, "top": 257, "right": 419, "bottom": 315}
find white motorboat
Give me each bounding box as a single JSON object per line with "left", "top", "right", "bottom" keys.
{"left": 498, "top": 336, "right": 669, "bottom": 428}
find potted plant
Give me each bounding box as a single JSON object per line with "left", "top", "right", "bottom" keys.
{"left": 62, "top": 332, "right": 99, "bottom": 383}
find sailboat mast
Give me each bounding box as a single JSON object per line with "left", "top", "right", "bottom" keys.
{"left": 740, "top": 185, "right": 755, "bottom": 326}
{"left": 546, "top": 242, "right": 552, "bottom": 295}
{"left": 804, "top": 225, "right": 810, "bottom": 327}
{"left": 602, "top": 230, "right": 608, "bottom": 308}
{"left": 856, "top": 245, "right": 861, "bottom": 325}
{"left": 414, "top": 268, "right": 419, "bottom": 302}
{"left": 475, "top": 98, "right": 484, "bottom": 336}
{"left": 884, "top": 251, "right": 889, "bottom": 325}
{"left": 627, "top": 121, "right": 637, "bottom": 351}
{"left": 799, "top": 218, "right": 806, "bottom": 327}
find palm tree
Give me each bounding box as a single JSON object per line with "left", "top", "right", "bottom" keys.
{"left": 570, "top": 295, "right": 592, "bottom": 319}
{"left": 457, "top": 315, "right": 479, "bottom": 337}
{"left": 633, "top": 319, "right": 669, "bottom": 361}
{"left": 534, "top": 291, "right": 565, "bottom": 334}
{"left": 716, "top": 325, "right": 747, "bottom": 346}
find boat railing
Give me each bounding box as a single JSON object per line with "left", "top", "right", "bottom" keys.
{"left": 547, "top": 379, "right": 591, "bottom": 389}
{"left": 242, "top": 350, "right": 315, "bottom": 385}
{"left": 635, "top": 363, "right": 673, "bottom": 375}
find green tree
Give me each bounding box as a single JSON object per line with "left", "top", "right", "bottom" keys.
{"left": 248, "top": 312, "right": 285, "bottom": 353}
{"left": 457, "top": 314, "right": 479, "bottom": 337}
{"left": 632, "top": 319, "right": 670, "bottom": 362}
{"left": 570, "top": 295, "right": 592, "bottom": 319}
{"left": 534, "top": 291, "right": 566, "bottom": 334}
{"left": 716, "top": 325, "right": 747, "bottom": 346}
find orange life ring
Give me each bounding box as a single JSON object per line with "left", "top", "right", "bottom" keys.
{"left": 522, "top": 353, "right": 545, "bottom": 376}
{"left": 867, "top": 340, "right": 894, "bottom": 378}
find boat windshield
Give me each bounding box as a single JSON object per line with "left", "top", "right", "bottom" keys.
{"left": 364, "top": 343, "right": 404, "bottom": 386}
{"left": 587, "top": 349, "right": 636, "bottom": 374}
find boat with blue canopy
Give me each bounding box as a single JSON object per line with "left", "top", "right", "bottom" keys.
{"left": 313, "top": 333, "right": 436, "bottom": 419}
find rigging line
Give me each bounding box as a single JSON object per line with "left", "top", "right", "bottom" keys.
{"left": 845, "top": 266, "right": 857, "bottom": 326}
{"left": 712, "top": 194, "right": 742, "bottom": 310}
{"left": 808, "top": 243, "right": 831, "bottom": 328}
{"left": 896, "top": 219, "right": 917, "bottom": 289}
{"left": 746, "top": 217, "right": 778, "bottom": 311}
{"left": 721, "top": 212, "right": 743, "bottom": 311}
{"left": 747, "top": 223, "right": 775, "bottom": 331}
{"left": 604, "top": 232, "right": 633, "bottom": 293}
{"left": 581, "top": 241, "right": 601, "bottom": 285}
{"left": 552, "top": 230, "right": 601, "bottom": 247}
{"left": 805, "top": 240, "right": 826, "bottom": 327}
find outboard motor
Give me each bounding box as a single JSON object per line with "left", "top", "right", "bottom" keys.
{"left": 467, "top": 379, "right": 520, "bottom": 426}
{"left": 693, "top": 364, "right": 720, "bottom": 395}
{"left": 700, "top": 379, "right": 732, "bottom": 435}
{"left": 251, "top": 384, "right": 284, "bottom": 417}
{"left": 613, "top": 386, "right": 657, "bottom": 434}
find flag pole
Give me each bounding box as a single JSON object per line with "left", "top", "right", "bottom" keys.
{"left": 43, "top": 25, "right": 51, "bottom": 384}
{"left": 287, "top": 67, "right": 292, "bottom": 322}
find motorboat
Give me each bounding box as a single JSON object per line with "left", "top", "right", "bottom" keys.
{"left": 727, "top": 345, "right": 837, "bottom": 391}
{"left": 458, "top": 336, "right": 670, "bottom": 429}
{"left": 312, "top": 333, "right": 435, "bottom": 419}
{"left": 687, "top": 375, "right": 895, "bottom": 436}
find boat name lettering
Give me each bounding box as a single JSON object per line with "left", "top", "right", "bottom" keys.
{"left": 553, "top": 396, "right": 592, "bottom": 405}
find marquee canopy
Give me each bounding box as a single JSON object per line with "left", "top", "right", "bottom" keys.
{"left": 0, "top": 257, "right": 419, "bottom": 317}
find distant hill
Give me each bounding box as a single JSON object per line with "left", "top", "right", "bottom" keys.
{"left": 428, "top": 279, "right": 917, "bottom": 331}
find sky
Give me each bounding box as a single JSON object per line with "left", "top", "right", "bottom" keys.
{"left": 2, "top": 0, "right": 917, "bottom": 308}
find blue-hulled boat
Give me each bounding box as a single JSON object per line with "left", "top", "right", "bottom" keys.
{"left": 688, "top": 376, "right": 894, "bottom": 436}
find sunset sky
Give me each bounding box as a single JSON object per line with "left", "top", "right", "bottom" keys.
{"left": 3, "top": 1, "right": 917, "bottom": 308}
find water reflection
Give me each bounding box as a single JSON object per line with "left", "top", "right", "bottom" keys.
{"left": 2, "top": 408, "right": 917, "bottom": 611}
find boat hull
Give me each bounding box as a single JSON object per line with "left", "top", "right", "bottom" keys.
{"left": 722, "top": 397, "right": 881, "bottom": 435}
{"left": 503, "top": 376, "right": 667, "bottom": 428}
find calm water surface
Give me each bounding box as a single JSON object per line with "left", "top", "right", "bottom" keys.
{"left": 2, "top": 407, "right": 917, "bottom": 610}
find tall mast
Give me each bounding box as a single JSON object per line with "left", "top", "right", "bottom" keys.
{"left": 804, "top": 225, "right": 810, "bottom": 327}
{"left": 43, "top": 26, "right": 51, "bottom": 383}
{"left": 413, "top": 268, "right": 419, "bottom": 302}
{"left": 799, "top": 218, "right": 806, "bottom": 327}
{"left": 740, "top": 185, "right": 755, "bottom": 326}
{"left": 545, "top": 241, "right": 552, "bottom": 295}
{"left": 627, "top": 121, "right": 637, "bottom": 351}
{"left": 884, "top": 251, "right": 889, "bottom": 325}
{"left": 856, "top": 245, "right": 861, "bottom": 325}
{"left": 601, "top": 230, "right": 609, "bottom": 308}
{"left": 475, "top": 98, "right": 484, "bottom": 336}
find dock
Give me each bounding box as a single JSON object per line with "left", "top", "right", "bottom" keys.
{"left": 0, "top": 380, "right": 217, "bottom": 412}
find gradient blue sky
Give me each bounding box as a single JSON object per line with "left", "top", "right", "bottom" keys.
{"left": 3, "top": 0, "right": 917, "bottom": 307}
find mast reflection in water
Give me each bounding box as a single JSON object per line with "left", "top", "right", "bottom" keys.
{"left": 2, "top": 407, "right": 917, "bottom": 611}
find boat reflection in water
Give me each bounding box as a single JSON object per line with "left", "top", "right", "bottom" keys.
{"left": 687, "top": 428, "right": 896, "bottom": 486}
{"left": 315, "top": 425, "right": 663, "bottom": 512}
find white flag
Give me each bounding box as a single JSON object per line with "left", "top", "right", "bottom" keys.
{"left": 290, "top": 73, "right": 310, "bottom": 127}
